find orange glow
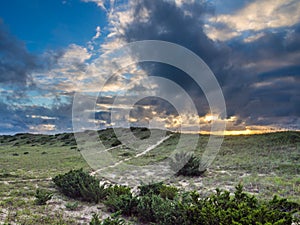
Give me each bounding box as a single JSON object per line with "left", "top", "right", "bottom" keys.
{"left": 203, "top": 114, "right": 218, "bottom": 122}
{"left": 198, "top": 128, "right": 282, "bottom": 136}
{"left": 223, "top": 129, "right": 268, "bottom": 135}
{"left": 199, "top": 126, "right": 284, "bottom": 136}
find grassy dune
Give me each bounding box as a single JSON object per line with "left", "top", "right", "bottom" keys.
{"left": 0, "top": 129, "right": 299, "bottom": 224}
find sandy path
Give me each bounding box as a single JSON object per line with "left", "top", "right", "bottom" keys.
{"left": 0, "top": 177, "right": 52, "bottom": 184}
{"left": 90, "top": 134, "right": 173, "bottom": 175}
{"left": 97, "top": 144, "right": 124, "bottom": 153}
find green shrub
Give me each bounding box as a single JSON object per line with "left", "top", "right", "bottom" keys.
{"left": 111, "top": 139, "right": 121, "bottom": 147}
{"left": 136, "top": 194, "right": 163, "bottom": 223}
{"left": 138, "top": 181, "right": 178, "bottom": 199}
{"left": 90, "top": 213, "right": 130, "bottom": 225}
{"left": 136, "top": 194, "right": 182, "bottom": 224}
{"left": 105, "top": 193, "right": 138, "bottom": 216}
{"left": 178, "top": 184, "right": 298, "bottom": 225}
{"left": 65, "top": 201, "right": 79, "bottom": 211}
{"left": 104, "top": 184, "right": 137, "bottom": 216}
{"left": 170, "top": 152, "right": 206, "bottom": 176}
{"left": 53, "top": 170, "right": 299, "bottom": 225}
{"left": 138, "top": 181, "right": 164, "bottom": 196}
{"left": 53, "top": 169, "right": 106, "bottom": 203}
{"left": 34, "top": 188, "right": 53, "bottom": 205}
{"left": 114, "top": 183, "right": 299, "bottom": 225}
{"left": 90, "top": 213, "right": 102, "bottom": 225}
{"left": 159, "top": 185, "right": 178, "bottom": 200}
{"left": 106, "top": 185, "right": 131, "bottom": 197}
{"left": 100, "top": 217, "right": 128, "bottom": 225}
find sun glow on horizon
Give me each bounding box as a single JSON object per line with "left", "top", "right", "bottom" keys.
{"left": 181, "top": 128, "right": 287, "bottom": 136}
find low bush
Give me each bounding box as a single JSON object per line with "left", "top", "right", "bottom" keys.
{"left": 170, "top": 152, "right": 206, "bottom": 176}
{"left": 136, "top": 194, "right": 164, "bottom": 223}
{"left": 109, "top": 183, "right": 299, "bottom": 225}
{"left": 34, "top": 188, "right": 53, "bottom": 205}
{"left": 54, "top": 170, "right": 299, "bottom": 225}
{"left": 90, "top": 214, "right": 102, "bottom": 225}
{"left": 65, "top": 201, "right": 79, "bottom": 211}
{"left": 106, "top": 185, "right": 131, "bottom": 197}
{"left": 105, "top": 193, "right": 138, "bottom": 216}
{"left": 138, "top": 181, "right": 164, "bottom": 196}
{"left": 53, "top": 169, "right": 106, "bottom": 203}
{"left": 111, "top": 139, "right": 121, "bottom": 147}
{"left": 138, "top": 181, "right": 178, "bottom": 200}
{"left": 159, "top": 185, "right": 178, "bottom": 200}
{"left": 90, "top": 213, "right": 131, "bottom": 225}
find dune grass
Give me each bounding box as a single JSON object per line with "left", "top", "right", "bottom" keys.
{"left": 0, "top": 129, "right": 299, "bottom": 224}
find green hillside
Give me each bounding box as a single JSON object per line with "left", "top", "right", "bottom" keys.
{"left": 0, "top": 129, "right": 299, "bottom": 224}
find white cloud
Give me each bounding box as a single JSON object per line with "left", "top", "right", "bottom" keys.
{"left": 32, "top": 44, "right": 92, "bottom": 92}
{"left": 92, "top": 26, "right": 101, "bottom": 40}
{"left": 243, "top": 32, "right": 265, "bottom": 43}
{"left": 27, "top": 115, "right": 58, "bottom": 120}
{"left": 32, "top": 40, "right": 151, "bottom": 96}
{"left": 82, "top": 0, "right": 107, "bottom": 11}
{"left": 29, "top": 124, "right": 56, "bottom": 132}
{"left": 206, "top": 0, "right": 300, "bottom": 41}
{"left": 204, "top": 24, "right": 240, "bottom": 42}
{"left": 62, "top": 44, "right": 91, "bottom": 63}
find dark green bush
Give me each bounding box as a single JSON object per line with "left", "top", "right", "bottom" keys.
{"left": 159, "top": 185, "right": 178, "bottom": 200}
{"left": 90, "top": 214, "right": 102, "bottom": 225}
{"left": 138, "top": 181, "right": 178, "bottom": 199}
{"left": 138, "top": 181, "right": 164, "bottom": 196}
{"left": 104, "top": 184, "right": 137, "bottom": 216}
{"left": 105, "top": 193, "right": 138, "bottom": 216}
{"left": 54, "top": 170, "right": 299, "bottom": 225}
{"left": 106, "top": 185, "right": 131, "bottom": 197}
{"left": 177, "top": 184, "right": 298, "bottom": 225}
{"left": 170, "top": 152, "right": 206, "bottom": 176}
{"left": 110, "top": 183, "right": 298, "bottom": 225}
{"left": 90, "top": 213, "right": 130, "bottom": 225}
{"left": 34, "top": 188, "right": 53, "bottom": 205}
{"left": 136, "top": 194, "right": 164, "bottom": 223}
{"left": 111, "top": 139, "right": 121, "bottom": 147}
{"left": 177, "top": 155, "right": 206, "bottom": 176}
{"left": 104, "top": 182, "right": 178, "bottom": 220}
{"left": 65, "top": 201, "right": 79, "bottom": 211}
{"left": 53, "top": 169, "right": 106, "bottom": 203}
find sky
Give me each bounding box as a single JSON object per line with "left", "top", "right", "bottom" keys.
{"left": 0, "top": 0, "right": 299, "bottom": 134}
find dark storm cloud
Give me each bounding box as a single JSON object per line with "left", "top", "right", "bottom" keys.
{"left": 116, "top": 0, "right": 229, "bottom": 116}
{"left": 122, "top": 0, "right": 229, "bottom": 67}
{"left": 0, "top": 20, "right": 37, "bottom": 84}
{"left": 0, "top": 96, "right": 74, "bottom": 134}
{"left": 224, "top": 27, "right": 300, "bottom": 127}
{"left": 258, "top": 66, "right": 300, "bottom": 80}
{"left": 113, "top": 0, "right": 300, "bottom": 129}
{"left": 0, "top": 20, "right": 65, "bottom": 85}
{"left": 0, "top": 20, "right": 72, "bottom": 133}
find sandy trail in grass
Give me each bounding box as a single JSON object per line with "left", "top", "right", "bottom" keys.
{"left": 0, "top": 177, "right": 52, "bottom": 184}
{"left": 0, "top": 135, "right": 172, "bottom": 183}
{"left": 90, "top": 134, "right": 173, "bottom": 176}
{"left": 98, "top": 144, "right": 125, "bottom": 153}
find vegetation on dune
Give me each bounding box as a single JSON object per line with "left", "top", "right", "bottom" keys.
{"left": 53, "top": 169, "right": 300, "bottom": 224}
{"left": 170, "top": 152, "right": 207, "bottom": 176}
{"left": 53, "top": 168, "right": 107, "bottom": 203}
{"left": 34, "top": 188, "right": 53, "bottom": 205}
{"left": 90, "top": 213, "right": 130, "bottom": 225}
{"left": 0, "top": 129, "right": 299, "bottom": 224}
